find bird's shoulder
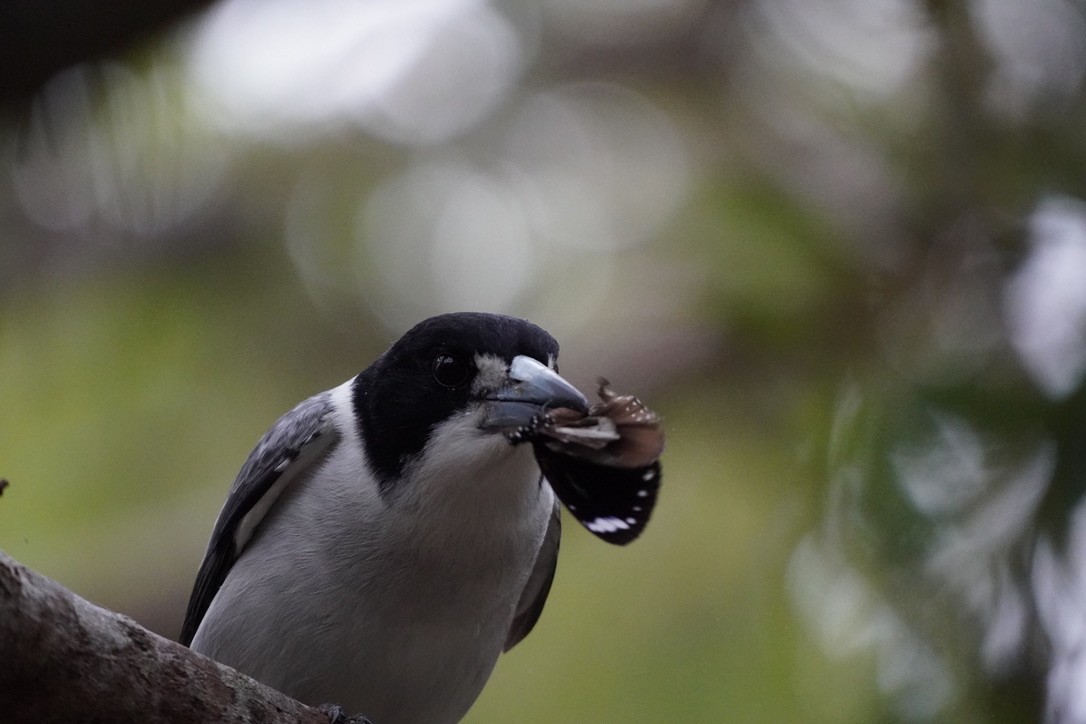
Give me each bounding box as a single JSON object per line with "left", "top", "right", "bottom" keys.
{"left": 180, "top": 386, "right": 344, "bottom": 645}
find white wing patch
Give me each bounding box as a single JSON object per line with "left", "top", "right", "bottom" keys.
{"left": 585, "top": 516, "right": 631, "bottom": 534}
{"left": 232, "top": 431, "right": 336, "bottom": 552}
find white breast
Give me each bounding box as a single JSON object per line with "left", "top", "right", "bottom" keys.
{"left": 191, "top": 393, "right": 554, "bottom": 724}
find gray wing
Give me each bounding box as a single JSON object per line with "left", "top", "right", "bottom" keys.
{"left": 504, "top": 495, "right": 561, "bottom": 651}
{"left": 179, "top": 391, "right": 340, "bottom": 646}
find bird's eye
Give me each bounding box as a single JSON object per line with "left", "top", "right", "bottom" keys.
{"left": 433, "top": 353, "right": 471, "bottom": 388}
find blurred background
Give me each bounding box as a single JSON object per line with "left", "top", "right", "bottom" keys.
{"left": 3, "top": 0, "right": 1086, "bottom": 721}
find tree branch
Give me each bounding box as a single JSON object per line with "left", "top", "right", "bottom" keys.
{"left": 0, "top": 549, "right": 340, "bottom": 722}
{"left": 0, "top": 0, "right": 217, "bottom": 104}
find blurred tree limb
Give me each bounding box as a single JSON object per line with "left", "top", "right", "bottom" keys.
{"left": 0, "top": 0, "right": 215, "bottom": 104}
{"left": 0, "top": 549, "right": 348, "bottom": 723}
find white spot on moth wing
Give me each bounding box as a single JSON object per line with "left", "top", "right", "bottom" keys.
{"left": 641, "top": 470, "right": 655, "bottom": 481}
{"left": 625, "top": 517, "right": 637, "bottom": 525}
{"left": 586, "top": 516, "right": 631, "bottom": 533}
{"left": 637, "top": 489, "right": 649, "bottom": 497}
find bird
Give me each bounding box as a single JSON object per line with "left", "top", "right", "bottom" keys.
{"left": 179, "top": 312, "right": 659, "bottom": 723}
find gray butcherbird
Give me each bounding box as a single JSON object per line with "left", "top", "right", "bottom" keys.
{"left": 181, "top": 312, "right": 659, "bottom": 723}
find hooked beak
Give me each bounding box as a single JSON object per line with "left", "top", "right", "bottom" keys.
{"left": 481, "top": 355, "right": 589, "bottom": 432}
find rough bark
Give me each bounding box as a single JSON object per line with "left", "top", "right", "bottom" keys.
{"left": 0, "top": 549, "right": 339, "bottom": 723}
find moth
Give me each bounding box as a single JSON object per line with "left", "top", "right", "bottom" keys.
{"left": 510, "top": 380, "right": 664, "bottom": 545}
